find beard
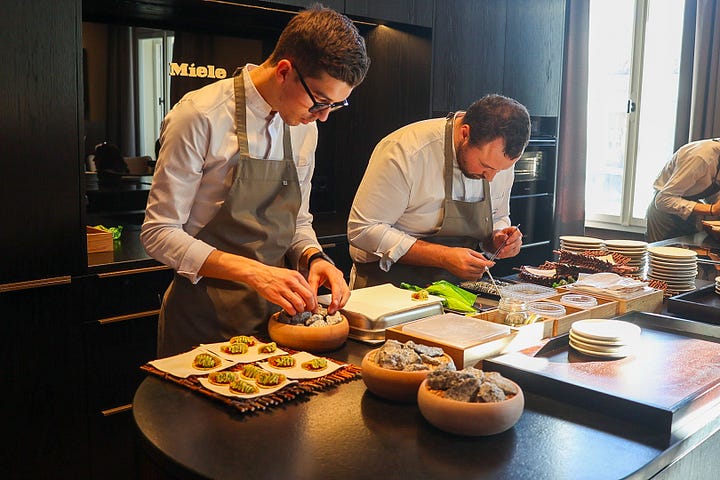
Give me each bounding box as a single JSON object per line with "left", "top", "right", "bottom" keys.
{"left": 456, "top": 143, "right": 484, "bottom": 180}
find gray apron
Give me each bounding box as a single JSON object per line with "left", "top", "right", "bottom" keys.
{"left": 646, "top": 157, "right": 720, "bottom": 242}
{"left": 353, "top": 114, "right": 493, "bottom": 289}
{"left": 157, "top": 72, "right": 300, "bottom": 357}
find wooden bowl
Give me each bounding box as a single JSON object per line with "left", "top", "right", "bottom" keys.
{"left": 361, "top": 348, "right": 453, "bottom": 403}
{"left": 268, "top": 311, "right": 349, "bottom": 353}
{"left": 417, "top": 378, "right": 524, "bottom": 436}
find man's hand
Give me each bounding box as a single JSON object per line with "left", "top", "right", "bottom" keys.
{"left": 307, "top": 260, "right": 351, "bottom": 314}
{"left": 198, "top": 250, "right": 317, "bottom": 315}
{"left": 488, "top": 226, "right": 523, "bottom": 259}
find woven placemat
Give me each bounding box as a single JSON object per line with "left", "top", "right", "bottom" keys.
{"left": 141, "top": 352, "right": 362, "bottom": 414}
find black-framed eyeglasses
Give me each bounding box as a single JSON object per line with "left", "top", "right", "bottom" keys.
{"left": 295, "top": 67, "right": 349, "bottom": 114}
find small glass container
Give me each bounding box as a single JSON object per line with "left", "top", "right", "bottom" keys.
{"left": 528, "top": 301, "right": 566, "bottom": 318}
{"left": 498, "top": 296, "right": 529, "bottom": 326}
{"left": 560, "top": 294, "right": 598, "bottom": 309}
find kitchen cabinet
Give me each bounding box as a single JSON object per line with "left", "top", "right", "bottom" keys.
{"left": 261, "top": 0, "right": 433, "bottom": 26}
{"left": 344, "top": 0, "right": 434, "bottom": 27}
{"left": 2, "top": 281, "right": 90, "bottom": 479}
{"left": 78, "top": 266, "right": 173, "bottom": 480}
{"left": 432, "top": 0, "right": 565, "bottom": 117}
{"left": 1, "top": 0, "right": 84, "bottom": 285}
{"left": 270, "top": 0, "right": 344, "bottom": 10}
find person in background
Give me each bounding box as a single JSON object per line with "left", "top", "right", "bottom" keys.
{"left": 142, "top": 4, "right": 370, "bottom": 357}
{"left": 646, "top": 138, "right": 720, "bottom": 243}
{"left": 347, "top": 94, "right": 529, "bottom": 289}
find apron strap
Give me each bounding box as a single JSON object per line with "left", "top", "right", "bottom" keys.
{"left": 234, "top": 74, "right": 250, "bottom": 158}
{"left": 443, "top": 114, "right": 456, "bottom": 199}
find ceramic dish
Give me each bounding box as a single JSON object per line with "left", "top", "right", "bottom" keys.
{"left": 417, "top": 378, "right": 524, "bottom": 436}
{"left": 361, "top": 348, "right": 454, "bottom": 403}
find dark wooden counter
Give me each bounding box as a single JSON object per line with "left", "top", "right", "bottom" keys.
{"left": 133, "top": 338, "right": 720, "bottom": 480}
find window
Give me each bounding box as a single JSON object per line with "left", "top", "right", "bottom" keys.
{"left": 136, "top": 29, "right": 174, "bottom": 158}
{"left": 585, "top": 0, "right": 685, "bottom": 232}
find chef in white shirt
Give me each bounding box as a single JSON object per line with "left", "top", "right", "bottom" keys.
{"left": 347, "top": 94, "right": 529, "bottom": 289}
{"left": 141, "top": 5, "right": 370, "bottom": 356}
{"left": 646, "top": 138, "right": 720, "bottom": 242}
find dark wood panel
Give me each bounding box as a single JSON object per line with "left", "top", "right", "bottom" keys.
{"left": 503, "top": 0, "right": 565, "bottom": 116}
{"left": 271, "top": 0, "right": 344, "bottom": 10}
{"left": 2, "top": 283, "right": 89, "bottom": 478}
{"left": 344, "top": 0, "right": 434, "bottom": 27}
{"left": 83, "top": 312, "right": 159, "bottom": 410}
{"left": 431, "top": 0, "right": 506, "bottom": 113}
{"left": 314, "top": 24, "right": 432, "bottom": 220}
{"left": 1, "top": 0, "right": 84, "bottom": 283}
{"left": 78, "top": 268, "right": 172, "bottom": 322}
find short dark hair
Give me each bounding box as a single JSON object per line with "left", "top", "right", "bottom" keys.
{"left": 463, "top": 94, "right": 531, "bottom": 159}
{"left": 268, "top": 3, "right": 370, "bottom": 87}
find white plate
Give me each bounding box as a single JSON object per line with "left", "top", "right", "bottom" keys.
{"left": 201, "top": 339, "right": 289, "bottom": 364}
{"left": 570, "top": 319, "right": 641, "bottom": 343}
{"left": 569, "top": 338, "right": 632, "bottom": 359}
{"left": 149, "top": 347, "right": 238, "bottom": 378}
{"left": 647, "top": 246, "right": 698, "bottom": 259}
{"left": 569, "top": 333, "right": 635, "bottom": 353}
{"left": 559, "top": 235, "right": 604, "bottom": 244}
{"left": 198, "top": 373, "right": 297, "bottom": 399}
{"left": 648, "top": 258, "right": 697, "bottom": 268}
{"left": 259, "top": 351, "right": 347, "bottom": 379}
{"left": 569, "top": 330, "right": 630, "bottom": 347}
{"left": 604, "top": 239, "right": 648, "bottom": 248}
{"left": 647, "top": 269, "right": 697, "bottom": 278}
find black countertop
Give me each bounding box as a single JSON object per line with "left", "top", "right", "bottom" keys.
{"left": 87, "top": 213, "right": 348, "bottom": 274}
{"left": 133, "top": 335, "right": 720, "bottom": 480}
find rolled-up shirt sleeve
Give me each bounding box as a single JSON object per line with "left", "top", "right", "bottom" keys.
{"left": 348, "top": 139, "right": 427, "bottom": 271}
{"left": 287, "top": 125, "right": 322, "bottom": 268}
{"left": 141, "top": 102, "right": 218, "bottom": 284}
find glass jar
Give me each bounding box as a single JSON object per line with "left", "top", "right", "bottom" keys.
{"left": 498, "top": 296, "right": 529, "bottom": 326}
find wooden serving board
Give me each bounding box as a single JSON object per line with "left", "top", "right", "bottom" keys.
{"left": 483, "top": 311, "right": 720, "bottom": 435}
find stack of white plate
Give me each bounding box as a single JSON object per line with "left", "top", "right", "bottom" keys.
{"left": 647, "top": 246, "right": 698, "bottom": 295}
{"left": 558, "top": 235, "right": 604, "bottom": 253}
{"left": 604, "top": 239, "right": 648, "bottom": 273}
{"left": 569, "top": 319, "right": 642, "bottom": 359}
{"left": 716, "top": 276, "right": 720, "bottom": 295}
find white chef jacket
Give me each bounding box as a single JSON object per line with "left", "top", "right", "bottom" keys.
{"left": 347, "top": 116, "right": 513, "bottom": 270}
{"left": 141, "top": 64, "right": 320, "bottom": 284}
{"left": 653, "top": 139, "right": 720, "bottom": 220}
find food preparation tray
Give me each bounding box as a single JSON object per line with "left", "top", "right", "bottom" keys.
{"left": 386, "top": 313, "right": 513, "bottom": 368}
{"left": 321, "top": 283, "right": 444, "bottom": 344}
{"left": 667, "top": 284, "right": 720, "bottom": 324}
{"left": 483, "top": 311, "right": 720, "bottom": 435}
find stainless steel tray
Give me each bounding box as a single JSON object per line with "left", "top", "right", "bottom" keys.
{"left": 346, "top": 302, "right": 444, "bottom": 344}
{"left": 324, "top": 283, "right": 445, "bottom": 344}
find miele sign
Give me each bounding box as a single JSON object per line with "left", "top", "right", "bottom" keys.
{"left": 169, "top": 63, "right": 228, "bottom": 79}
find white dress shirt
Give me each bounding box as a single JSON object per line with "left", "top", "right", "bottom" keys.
{"left": 653, "top": 138, "right": 720, "bottom": 220}
{"left": 347, "top": 116, "right": 513, "bottom": 270}
{"left": 141, "top": 64, "right": 320, "bottom": 283}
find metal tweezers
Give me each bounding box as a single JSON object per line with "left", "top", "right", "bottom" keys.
{"left": 484, "top": 224, "right": 520, "bottom": 290}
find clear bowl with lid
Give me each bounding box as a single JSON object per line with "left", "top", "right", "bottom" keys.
{"left": 498, "top": 283, "right": 557, "bottom": 302}
{"left": 560, "top": 293, "right": 598, "bottom": 309}
{"left": 528, "top": 301, "right": 566, "bottom": 318}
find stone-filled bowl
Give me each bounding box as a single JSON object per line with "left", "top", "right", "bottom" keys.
{"left": 361, "top": 348, "right": 454, "bottom": 403}
{"left": 417, "top": 377, "right": 524, "bottom": 436}
{"left": 268, "top": 311, "right": 349, "bottom": 353}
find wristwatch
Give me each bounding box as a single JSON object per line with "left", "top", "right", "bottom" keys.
{"left": 307, "top": 250, "right": 335, "bottom": 268}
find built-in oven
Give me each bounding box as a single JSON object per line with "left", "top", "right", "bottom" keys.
{"left": 495, "top": 116, "right": 558, "bottom": 276}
